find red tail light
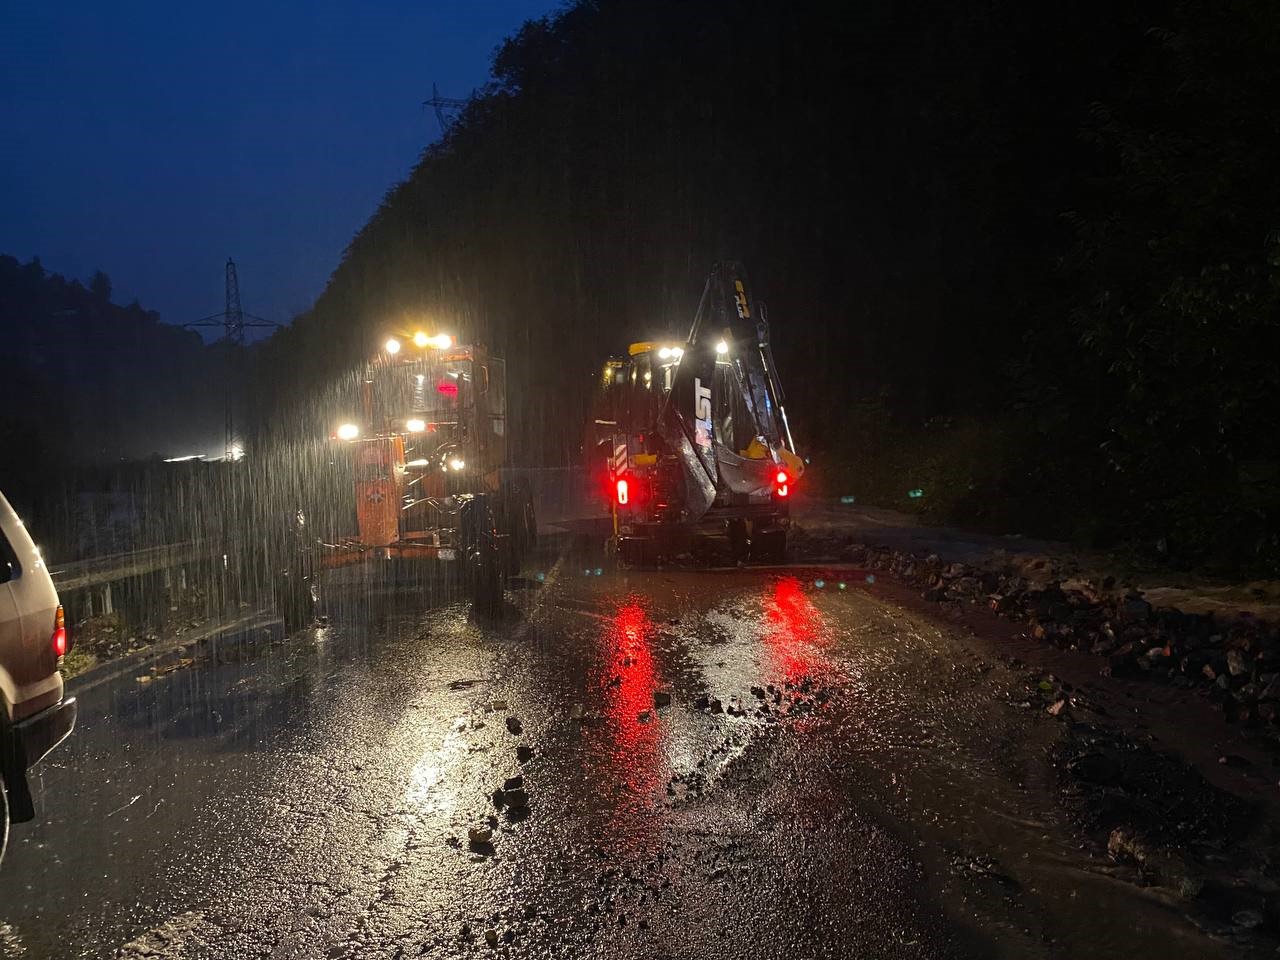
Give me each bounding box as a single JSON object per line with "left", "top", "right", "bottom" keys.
{"left": 52, "top": 604, "right": 67, "bottom": 657}
{"left": 775, "top": 470, "right": 788, "bottom": 485}
{"left": 616, "top": 478, "right": 629, "bottom": 505}
{"left": 775, "top": 469, "right": 790, "bottom": 498}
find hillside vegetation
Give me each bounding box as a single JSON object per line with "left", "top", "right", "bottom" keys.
{"left": 253, "top": 0, "right": 1280, "bottom": 574}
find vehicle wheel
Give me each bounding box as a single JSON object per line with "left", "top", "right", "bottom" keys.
{"left": 471, "top": 543, "right": 503, "bottom": 614}
{"left": 276, "top": 567, "right": 317, "bottom": 634}
{"left": 519, "top": 485, "right": 538, "bottom": 554}
{"left": 620, "top": 537, "right": 658, "bottom": 568}
{"left": 727, "top": 519, "right": 749, "bottom": 562}
{"left": 750, "top": 523, "right": 787, "bottom": 564}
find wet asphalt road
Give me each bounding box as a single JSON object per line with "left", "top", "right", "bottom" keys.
{"left": 0, "top": 546, "right": 1236, "bottom": 959}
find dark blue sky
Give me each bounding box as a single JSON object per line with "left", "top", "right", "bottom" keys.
{"left": 0, "top": 1, "right": 557, "bottom": 334}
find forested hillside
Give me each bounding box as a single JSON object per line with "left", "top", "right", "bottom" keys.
{"left": 255, "top": 0, "right": 1280, "bottom": 573}
{"left": 0, "top": 255, "right": 224, "bottom": 513}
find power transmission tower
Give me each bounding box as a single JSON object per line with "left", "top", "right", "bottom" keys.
{"left": 187, "top": 259, "right": 279, "bottom": 461}
{"left": 423, "top": 82, "right": 467, "bottom": 135}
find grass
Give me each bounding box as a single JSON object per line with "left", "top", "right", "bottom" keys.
{"left": 59, "top": 645, "right": 99, "bottom": 680}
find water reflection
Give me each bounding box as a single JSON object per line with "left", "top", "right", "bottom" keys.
{"left": 596, "top": 598, "right": 662, "bottom": 806}
{"left": 762, "top": 576, "right": 830, "bottom": 683}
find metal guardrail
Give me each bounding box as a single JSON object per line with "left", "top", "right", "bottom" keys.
{"left": 48, "top": 541, "right": 212, "bottom": 592}
{"left": 46, "top": 469, "right": 591, "bottom": 593}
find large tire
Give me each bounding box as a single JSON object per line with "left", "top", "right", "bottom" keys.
{"left": 463, "top": 495, "right": 504, "bottom": 614}
{"left": 276, "top": 567, "right": 317, "bottom": 635}
{"left": 727, "top": 519, "right": 750, "bottom": 563}
{"left": 471, "top": 542, "right": 503, "bottom": 613}
{"left": 500, "top": 479, "right": 537, "bottom": 565}
{"left": 750, "top": 522, "right": 787, "bottom": 564}
{"left": 518, "top": 485, "right": 538, "bottom": 554}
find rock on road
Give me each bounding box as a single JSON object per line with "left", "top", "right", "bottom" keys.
{"left": 0, "top": 549, "right": 1243, "bottom": 959}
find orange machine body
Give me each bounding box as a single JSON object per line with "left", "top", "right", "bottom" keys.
{"left": 353, "top": 436, "right": 405, "bottom": 546}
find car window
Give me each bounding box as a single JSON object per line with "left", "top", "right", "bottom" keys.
{"left": 0, "top": 527, "right": 20, "bottom": 584}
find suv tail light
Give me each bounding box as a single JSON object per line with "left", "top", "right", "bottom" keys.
{"left": 52, "top": 604, "right": 68, "bottom": 657}
{"left": 774, "top": 469, "right": 790, "bottom": 499}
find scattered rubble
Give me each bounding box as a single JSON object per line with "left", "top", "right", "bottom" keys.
{"left": 815, "top": 539, "right": 1280, "bottom": 741}
{"left": 653, "top": 691, "right": 672, "bottom": 708}
{"left": 1053, "top": 722, "right": 1253, "bottom": 904}
{"left": 504, "top": 788, "right": 529, "bottom": 810}
{"left": 505, "top": 716, "right": 524, "bottom": 735}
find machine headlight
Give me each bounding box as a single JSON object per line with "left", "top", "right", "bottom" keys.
{"left": 336, "top": 423, "right": 360, "bottom": 441}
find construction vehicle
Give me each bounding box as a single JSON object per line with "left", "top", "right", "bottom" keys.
{"left": 277, "top": 332, "right": 535, "bottom": 625}
{"left": 588, "top": 262, "right": 804, "bottom": 564}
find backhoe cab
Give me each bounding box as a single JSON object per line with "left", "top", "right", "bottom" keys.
{"left": 589, "top": 263, "right": 803, "bottom": 564}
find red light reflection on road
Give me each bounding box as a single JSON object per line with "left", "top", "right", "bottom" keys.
{"left": 763, "top": 576, "right": 830, "bottom": 683}
{"left": 598, "top": 599, "right": 662, "bottom": 802}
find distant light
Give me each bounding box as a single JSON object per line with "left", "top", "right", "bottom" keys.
{"left": 594, "top": 567, "right": 603, "bottom": 576}
{"left": 449, "top": 457, "right": 465, "bottom": 471}
{"left": 431, "top": 334, "right": 453, "bottom": 349}
{"left": 838, "top": 582, "right": 847, "bottom": 590}
{"left": 715, "top": 340, "right": 729, "bottom": 355}
{"left": 908, "top": 488, "right": 924, "bottom": 499}
{"left": 406, "top": 418, "right": 426, "bottom": 433}
{"left": 337, "top": 423, "right": 360, "bottom": 441}
{"left": 840, "top": 495, "right": 856, "bottom": 504}
{"left": 413, "top": 331, "right": 430, "bottom": 348}
{"left": 384, "top": 337, "right": 401, "bottom": 355}
{"left": 865, "top": 574, "right": 876, "bottom": 584}
{"left": 815, "top": 579, "right": 825, "bottom": 589}
{"left": 536, "top": 572, "right": 546, "bottom": 582}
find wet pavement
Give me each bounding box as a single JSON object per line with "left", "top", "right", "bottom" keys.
{"left": 0, "top": 544, "right": 1256, "bottom": 959}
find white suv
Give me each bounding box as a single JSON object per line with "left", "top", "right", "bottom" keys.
{"left": 0, "top": 490, "right": 77, "bottom": 862}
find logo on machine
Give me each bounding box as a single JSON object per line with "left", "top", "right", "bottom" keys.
{"left": 733, "top": 279, "right": 751, "bottom": 320}
{"left": 694, "top": 378, "right": 712, "bottom": 449}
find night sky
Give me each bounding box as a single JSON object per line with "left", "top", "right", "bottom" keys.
{"left": 0, "top": 1, "right": 557, "bottom": 336}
